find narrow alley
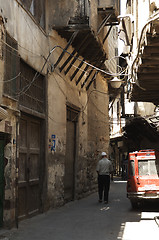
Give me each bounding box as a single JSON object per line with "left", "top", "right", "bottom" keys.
{"left": 1, "top": 178, "right": 159, "bottom": 240}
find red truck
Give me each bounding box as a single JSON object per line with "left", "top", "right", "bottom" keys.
{"left": 127, "top": 149, "right": 159, "bottom": 208}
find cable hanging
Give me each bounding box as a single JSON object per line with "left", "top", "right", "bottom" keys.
{"left": 1, "top": 41, "right": 129, "bottom": 97}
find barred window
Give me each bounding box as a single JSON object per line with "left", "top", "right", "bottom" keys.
{"left": 4, "top": 33, "right": 45, "bottom": 114}
{"left": 19, "top": 60, "right": 45, "bottom": 114}
{"left": 4, "top": 33, "right": 20, "bottom": 98}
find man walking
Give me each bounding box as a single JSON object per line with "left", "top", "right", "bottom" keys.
{"left": 96, "top": 152, "right": 113, "bottom": 204}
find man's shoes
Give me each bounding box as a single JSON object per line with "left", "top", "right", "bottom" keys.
{"left": 104, "top": 201, "right": 108, "bottom": 204}
{"left": 98, "top": 200, "right": 102, "bottom": 203}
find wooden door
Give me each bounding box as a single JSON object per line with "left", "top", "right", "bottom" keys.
{"left": 64, "top": 107, "right": 78, "bottom": 202}
{"left": 18, "top": 115, "right": 41, "bottom": 220}
{"left": 64, "top": 121, "right": 76, "bottom": 201}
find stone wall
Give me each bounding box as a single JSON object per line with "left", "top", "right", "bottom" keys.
{"left": 0, "top": 0, "right": 111, "bottom": 227}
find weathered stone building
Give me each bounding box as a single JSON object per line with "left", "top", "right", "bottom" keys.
{"left": 123, "top": 0, "right": 159, "bottom": 151}
{"left": 109, "top": 0, "right": 159, "bottom": 179}
{"left": 0, "top": 0, "right": 120, "bottom": 228}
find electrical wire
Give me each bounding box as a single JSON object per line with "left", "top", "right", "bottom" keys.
{"left": 1, "top": 40, "right": 130, "bottom": 100}
{"left": 48, "top": 115, "right": 66, "bottom": 127}
{"left": 3, "top": 37, "right": 129, "bottom": 79}
{"left": 51, "top": 71, "right": 111, "bottom": 121}
{"left": 1, "top": 39, "right": 42, "bottom": 58}
{"left": 1, "top": 42, "right": 130, "bottom": 97}
{"left": 105, "top": 56, "right": 128, "bottom": 75}
{"left": 82, "top": 89, "right": 109, "bottom": 112}
{"left": 49, "top": 45, "right": 129, "bottom": 77}
{"left": 2, "top": 72, "right": 21, "bottom": 82}
{"left": 52, "top": 73, "right": 67, "bottom": 99}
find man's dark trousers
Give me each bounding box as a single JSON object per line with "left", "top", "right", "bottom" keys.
{"left": 98, "top": 175, "right": 110, "bottom": 202}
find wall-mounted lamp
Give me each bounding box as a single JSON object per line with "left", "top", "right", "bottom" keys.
{"left": 109, "top": 77, "right": 123, "bottom": 88}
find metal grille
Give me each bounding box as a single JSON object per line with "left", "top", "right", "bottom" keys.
{"left": 19, "top": 60, "right": 45, "bottom": 114}
{"left": 4, "top": 34, "right": 19, "bottom": 98}
{"left": 4, "top": 34, "right": 45, "bottom": 114}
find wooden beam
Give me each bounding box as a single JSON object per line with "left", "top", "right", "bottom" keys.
{"left": 81, "top": 69, "right": 93, "bottom": 88}
{"left": 76, "top": 65, "right": 89, "bottom": 85}
{"left": 59, "top": 49, "right": 76, "bottom": 72}
{"left": 65, "top": 53, "right": 79, "bottom": 75}
{"left": 70, "top": 59, "right": 85, "bottom": 81}
{"left": 59, "top": 32, "right": 90, "bottom": 73}
{"left": 54, "top": 31, "right": 78, "bottom": 68}
{"left": 86, "top": 71, "right": 98, "bottom": 91}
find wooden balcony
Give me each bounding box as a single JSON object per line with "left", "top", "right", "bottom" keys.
{"left": 52, "top": 0, "right": 120, "bottom": 70}
{"left": 131, "top": 22, "right": 159, "bottom": 105}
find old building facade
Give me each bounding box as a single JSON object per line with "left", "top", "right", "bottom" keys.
{"left": 109, "top": 0, "right": 159, "bottom": 178}
{"left": 0, "top": 0, "right": 120, "bottom": 228}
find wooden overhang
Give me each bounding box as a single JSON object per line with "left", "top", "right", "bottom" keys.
{"left": 131, "top": 22, "right": 159, "bottom": 105}
{"left": 123, "top": 116, "right": 159, "bottom": 143}
{"left": 53, "top": 26, "right": 107, "bottom": 90}
{"left": 52, "top": 4, "right": 120, "bottom": 90}
{"left": 53, "top": 25, "right": 106, "bottom": 70}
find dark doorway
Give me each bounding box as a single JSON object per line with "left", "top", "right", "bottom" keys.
{"left": 18, "top": 114, "right": 42, "bottom": 220}
{"left": 64, "top": 106, "right": 79, "bottom": 202}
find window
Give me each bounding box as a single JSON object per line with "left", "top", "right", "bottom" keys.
{"left": 138, "top": 160, "right": 158, "bottom": 176}
{"left": 20, "top": 0, "right": 45, "bottom": 29}
{"left": 4, "top": 34, "right": 20, "bottom": 98}
{"left": 4, "top": 34, "right": 45, "bottom": 114}
{"left": 19, "top": 60, "right": 45, "bottom": 114}
{"left": 129, "top": 160, "right": 135, "bottom": 176}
